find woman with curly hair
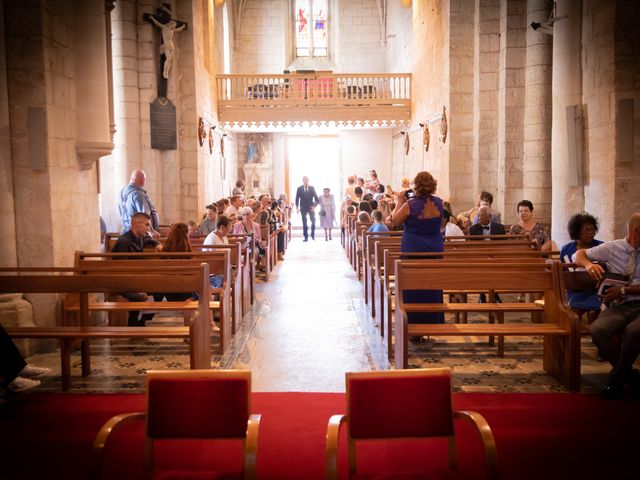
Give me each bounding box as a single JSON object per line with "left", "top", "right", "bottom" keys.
{"left": 560, "top": 213, "right": 603, "bottom": 320}
{"left": 392, "top": 171, "right": 444, "bottom": 327}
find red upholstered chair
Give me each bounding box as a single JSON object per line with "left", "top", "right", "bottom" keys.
{"left": 92, "top": 370, "right": 260, "bottom": 480}
{"left": 325, "top": 368, "right": 498, "bottom": 480}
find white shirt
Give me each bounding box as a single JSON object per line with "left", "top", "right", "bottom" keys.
{"left": 582, "top": 239, "right": 640, "bottom": 302}
{"left": 203, "top": 232, "right": 229, "bottom": 246}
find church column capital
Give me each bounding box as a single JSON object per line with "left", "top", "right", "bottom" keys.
{"left": 76, "top": 141, "right": 115, "bottom": 170}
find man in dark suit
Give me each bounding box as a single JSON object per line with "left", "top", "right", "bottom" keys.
{"left": 468, "top": 206, "right": 506, "bottom": 237}
{"left": 295, "top": 176, "right": 319, "bottom": 242}
{"left": 469, "top": 206, "right": 505, "bottom": 303}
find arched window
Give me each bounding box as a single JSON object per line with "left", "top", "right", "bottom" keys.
{"left": 295, "top": 0, "right": 328, "bottom": 57}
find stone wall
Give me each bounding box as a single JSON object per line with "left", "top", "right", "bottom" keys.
{"left": 448, "top": 0, "right": 476, "bottom": 213}
{"left": 385, "top": 0, "right": 412, "bottom": 73}
{"left": 400, "top": 0, "right": 450, "bottom": 199}
{"left": 334, "top": 0, "right": 385, "bottom": 73}
{"left": 473, "top": 0, "right": 500, "bottom": 212}
{"left": 0, "top": 0, "right": 17, "bottom": 267}
{"left": 497, "top": 0, "right": 526, "bottom": 225}
{"left": 613, "top": 0, "right": 640, "bottom": 236}
{"left": 236, "top": 0, "right": 287, "bottom": 74}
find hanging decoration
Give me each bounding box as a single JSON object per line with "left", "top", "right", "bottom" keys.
{"left": 403, "top": 131, "right": 410, "bottom": 156}
{"left": 439, "top": 106, "right": 448, "bottom": 144}
{"left": 423, "top": 124, "right": 430, "bottom": 152}
{"left": 197, "top": 117, "right": 206, "bottom": 147}
{"left": 208, "top": 127, "right": 215, "bottom": 154}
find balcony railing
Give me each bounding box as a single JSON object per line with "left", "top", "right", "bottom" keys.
{"left": 216, "top": 72, "right": 411, "bottom": 125}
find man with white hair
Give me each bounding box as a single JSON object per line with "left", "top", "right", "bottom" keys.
{"left": 118, "top": 169, "right": 159, "bottom": 236}
{"left": 575, "top": 212, "right": 640, "bottom": 399}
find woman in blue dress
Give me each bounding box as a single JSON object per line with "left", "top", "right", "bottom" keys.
{"left": 392, "top": 171, "right": 444, "bottom": 324}
{"left": 560, "top": 212, "right": 603, "bottom": 320}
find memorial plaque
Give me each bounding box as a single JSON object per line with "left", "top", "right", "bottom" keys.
{"left": 150, "top": 97, "right": 177, "bottom": 150}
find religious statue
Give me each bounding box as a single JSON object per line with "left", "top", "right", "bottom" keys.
{"left": 245, "top": 133, "right": 263, "bottom": 163}
{"left": 143, "top": 5, "right": 187, "bottom": 81}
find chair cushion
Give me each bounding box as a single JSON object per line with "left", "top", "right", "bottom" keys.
{"left": 148, "top": 470, "right": 242, "bottom": 480}
{"left": 353, "top": 471, "right": 456, "bottom": 480}
{"left": 348, "top": 374, "right": 454, "bottom": 439}
{"left": 148, "top": 378, "right": 249, "bottom": 439}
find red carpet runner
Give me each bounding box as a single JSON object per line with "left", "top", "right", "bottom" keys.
{"left": 1, "top": 392, "right": 638, "bottom": 479}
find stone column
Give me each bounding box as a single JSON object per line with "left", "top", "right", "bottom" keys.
{"left": 497, "top": 0, "right": 526, "bottom": 223}
{"left": 73, "top": 0, "right": 114, "bottom": 170}
{"left": 448, "top": 0, "right": 475, "bottom": 211}
{"left": 99, "top": 0, "right": 142, "bottom": 231}
{"left": 0, "top": 0, "right": 18, "bottom": 267}
{"left": 473, "top": 0, "right": 500, "bottom": 201}
{"left": 523, "top": 0, "right": 552, "bottom": 225}
{"left": 550, "top": 0, "right": 582, "bottom": 246}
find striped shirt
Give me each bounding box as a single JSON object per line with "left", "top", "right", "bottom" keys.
{"left": 583, "top": 239, "right": 640, "bottom": 302}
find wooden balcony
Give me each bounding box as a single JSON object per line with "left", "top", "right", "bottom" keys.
{"left": 216, "top": 72, "right": 411, "bottom": 126}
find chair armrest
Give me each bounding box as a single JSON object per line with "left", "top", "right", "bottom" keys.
{"left": 325, "top": 414, "right": 347, "bottom": 480}
{"left": 244, "top": 414, "right": 261, "bottom": 480}
{"left": 92, "top": 412, "right": 145, "bottom": 479}
{"left": 454, "top": 410, "right": 499, "bottom": 480}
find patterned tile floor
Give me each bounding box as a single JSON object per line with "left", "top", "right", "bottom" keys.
{"left": 25, "top": 236, "right": 618, "bottom": 394}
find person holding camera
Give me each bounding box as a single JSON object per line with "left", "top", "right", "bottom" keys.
{"left": 392, "top": 171, "right": 445, "bottom": 327}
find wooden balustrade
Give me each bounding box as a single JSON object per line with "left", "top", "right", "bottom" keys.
{"left": 216, "top": 72, "right": 411, "bottom": 124}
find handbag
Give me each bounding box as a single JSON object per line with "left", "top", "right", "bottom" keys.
{"left": 319, "top": 210, "right": 326, "bottom": 217}
{"left": 150, "top": 209, "right": 159, "bottom": 230}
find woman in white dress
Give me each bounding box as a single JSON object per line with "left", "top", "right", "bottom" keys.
{"left": 319, "top": 188, "right": 336, "bottom": 241}
{"left": 203, "top": 214, "right": 231, "bottom": 246}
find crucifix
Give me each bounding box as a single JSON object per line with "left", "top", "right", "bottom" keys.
{"left": 143, "top": 4, "right": 188, "bottom": 98}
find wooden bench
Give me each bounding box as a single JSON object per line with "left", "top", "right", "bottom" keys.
{"left": 228, "top": 233, "right": 256, "bottom": 308}
{"left": 379, "top": 250, "right": 556, "bottom": 358}
{"left": 373, "top": 240, "right": 542, "bottom": 334}
{"left": 364, "top": 234, "right": 532, "bottom": 316}
{"left": 0, "top": 265, "right": 212, "bottom": 391}
{"left": 72, "top": 252, "right": 232, "bottom": 351}
{"left": 394, "top": 260, "right": 581, "bottom": 391}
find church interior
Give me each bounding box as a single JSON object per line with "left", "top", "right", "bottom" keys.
{"left": 1, "top": 0, "right": 640, "bottom": 478}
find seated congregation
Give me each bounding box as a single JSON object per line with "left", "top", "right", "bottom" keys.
{"left": 2, "top": 168, "right": 639, "bottom": 480}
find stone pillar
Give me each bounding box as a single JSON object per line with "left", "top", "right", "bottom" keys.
{"left": 497, "top": 0, "right": 526, "bottom": 224}
{"left": 448, "top": 0, "right": 475, "bottom": 211}
{"left": 0, "top": 0, "right": 18, "bottom": 267}
{"left": 473, "top": 0, "right": 500, "bottom": 201}
{"left": 551, "top": 0, "right": 582, "bottom": 246}
{"left": 99, "top": 0, "right": 142, "bottom": 232}
{"left": 74, "top": 0, "right": 114, "bottom": 170}
{"left": 523, "top": 0, "right": 553, "bottom": 226}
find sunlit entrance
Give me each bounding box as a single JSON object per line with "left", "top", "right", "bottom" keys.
{"left": 287, "top": 135, "right": 340, "bottom": 228}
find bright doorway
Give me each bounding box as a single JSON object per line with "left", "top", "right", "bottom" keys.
{"left": 287, "top": 135, "right": 340, "bottom": 228}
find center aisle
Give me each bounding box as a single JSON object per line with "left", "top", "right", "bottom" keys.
{"left": 228, "top": 233, "right": 384, "bottom": 392}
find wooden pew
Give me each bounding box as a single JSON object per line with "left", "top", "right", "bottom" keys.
{"left": 393, "top": 260, "right": 581, "bottom": 391}
{"left": 380, "top": 249, "right": 558, "bottom": 357}
{"left": 352, "top": 221, "right": 372, "bottom": 277}
{"left": 229, "top": 233, "right": 256, "bottom": 309}
{"left": 372, "top": 239, "right": 541, "bottom": 335}
{"left": 363, "top": 234, "right": 530, "bottom": 316}
{"left": 0, "top": 264, "right": 211, "bottom": 391}
{"left": 362, "top": 231, "right": 402, "bottom": 315}
{"left": 190, "top": 243, "right": 245, "bottom": 330}
{"left": 73, "top": 251, "right": 232, "bottom": 351}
